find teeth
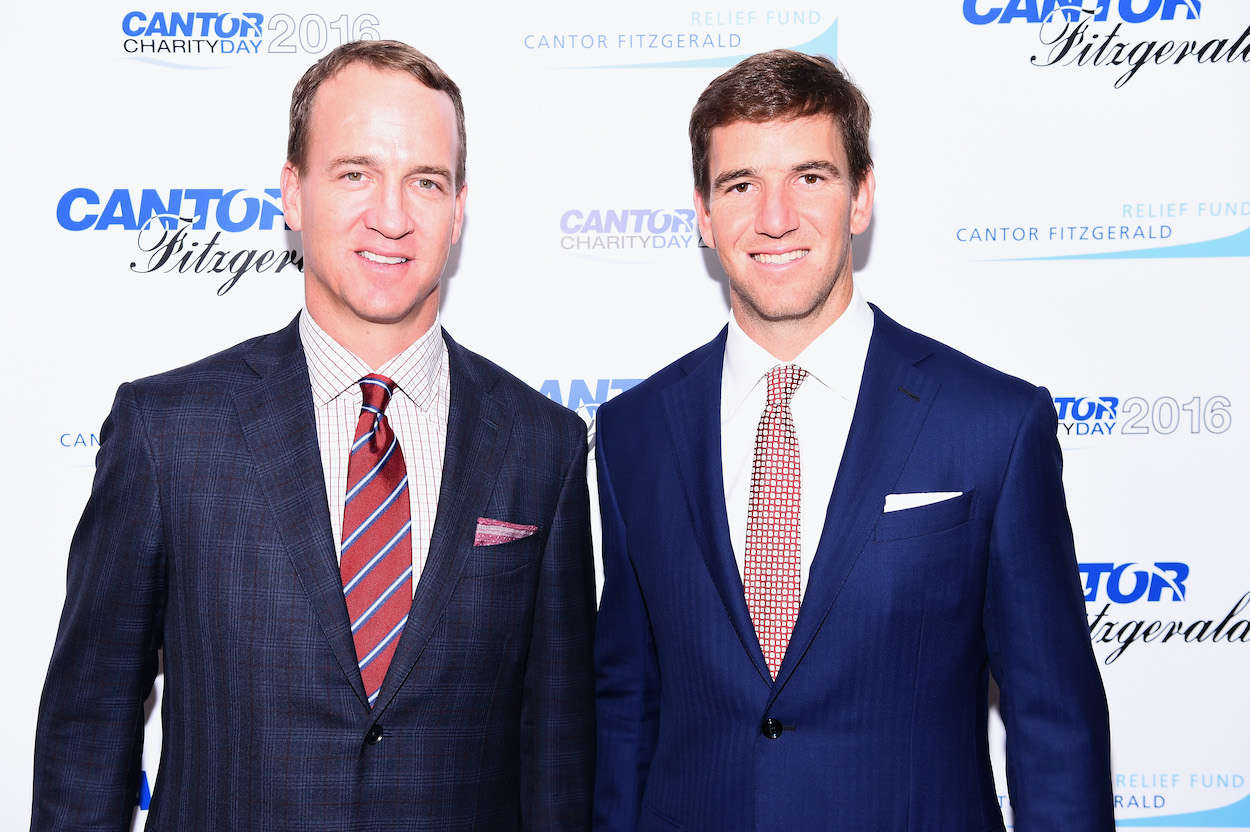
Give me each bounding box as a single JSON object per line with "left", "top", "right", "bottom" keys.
{"left": 358, "top": 250, "right": 408, "bottom": 265}
{"left": 752, "top": 250, "right": 808, "bottom": 264}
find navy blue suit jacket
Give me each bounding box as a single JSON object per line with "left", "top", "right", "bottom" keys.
{"left": 593, "top": 306, "right": 1113, "bottom": 831}
{"left": 33, "top": 316, "right": 596, "bottom": 831}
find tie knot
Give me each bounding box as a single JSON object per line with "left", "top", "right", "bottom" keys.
{"left": 359, "top": 374, "right": 396, "bottom": 413}
{"left": 766, "top": 365, "right": 807, "bottom": 407}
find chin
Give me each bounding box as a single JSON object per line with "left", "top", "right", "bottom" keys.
{"left": 362, "top": 307, "right": 420, "bottom": 326}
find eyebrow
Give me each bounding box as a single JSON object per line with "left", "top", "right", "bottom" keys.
{"left": 406, "top": 164, "right": 453, "bottom": 182}
{"left": 712, "top": 168, "right": 756, "bottom": 191}
{"left": 712, "top": 159, "right": 844, "bottom": 191}
{"left": 794, "top": 160, "right": 843, "bottom": 179}
{"left": 327, "top": 155, "right": 377, "bottom": 172}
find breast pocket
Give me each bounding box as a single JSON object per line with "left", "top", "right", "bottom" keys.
{"left": 462, "top": 533, "right": 542, "bottom": 578}
{"left": 873, "top": 489, "right": 976, "bottom": 542}
{"left": 639, "top": 798, "right": 683, "bottom": 831}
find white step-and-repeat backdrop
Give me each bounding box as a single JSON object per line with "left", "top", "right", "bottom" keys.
{"left": 2, "top": 1, "right": 1247, "bottom": 828}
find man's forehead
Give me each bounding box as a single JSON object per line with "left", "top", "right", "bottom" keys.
{"left": 306, "top": 65, "right": 457, "bottom": 143}
{"left": 713, "top": 113, "right": 840, "bottom": 137}
{"left": 708, "top": 115, "right": 845, "bottom": 160}
{"left": 315, "top": 62, "right": 443, "bottom": 106}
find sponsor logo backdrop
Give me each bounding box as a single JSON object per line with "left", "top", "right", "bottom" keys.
{"left": 2, "top": 1, "right": 1246, "bottom": 828}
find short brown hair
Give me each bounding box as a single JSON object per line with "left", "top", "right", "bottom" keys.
{"left": 287, "top": 40, "right": 466, "bottom": 188}
{"left": 689, "top": 49, "right": 871, "bottom": 202}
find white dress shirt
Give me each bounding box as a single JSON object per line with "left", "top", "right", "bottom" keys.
{"left": 721, "top": 287, "right": 874, "bottom": 598}
{"left": 299, "top": 310, "right": 451, "bottom": 592}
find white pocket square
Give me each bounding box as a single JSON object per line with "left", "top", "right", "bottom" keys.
{"left": 474, "top": 517, "right": 538, "bottom": 546}
{"left": 883, "top": 492, "right": 963, "bottom": 513}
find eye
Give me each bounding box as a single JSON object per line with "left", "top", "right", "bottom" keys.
{"left": 801, "top": 173, "right": 822, "bottom": 185}
{"left": 343, "top": 171, "right": 364, "bottom": 182}
{"left": 730, "top": 182, "right": 751, "bottom": 193}
{"left": 416, "top": 179, "right": 439, "bottom": 190}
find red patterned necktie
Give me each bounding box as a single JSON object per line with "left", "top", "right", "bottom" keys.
{"left": 744, "top": 364, "right": 808, "bottom": 680}
{"left": 341, "top": 374, "right": 413, "bottom": 707}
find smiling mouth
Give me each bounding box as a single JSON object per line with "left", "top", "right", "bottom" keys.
{"left": 357, "top": 250, "right": 409, "bottom": 265}
{"left": 751, "top": 250, "right": 808, "bottom": 264}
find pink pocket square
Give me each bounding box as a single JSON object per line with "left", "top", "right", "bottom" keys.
{"left": 474, "top": 517, "right": 538, "bottom": 546}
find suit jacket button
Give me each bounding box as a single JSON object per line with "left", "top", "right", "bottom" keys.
{"left": 761, "top": 718, "right": 783, "bottom": 740}
{"left": 365, "top": 725, "right": 384, "bottom": 746}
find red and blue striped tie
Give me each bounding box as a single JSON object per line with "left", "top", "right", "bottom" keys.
{"left": 341, "top": 374, "right": 412, "bottom": 707}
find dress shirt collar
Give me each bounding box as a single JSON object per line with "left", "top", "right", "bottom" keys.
{"left": 299, "top": 309, "right": 447, "bottom": 411}
{"left": 722, "top": 285, "right": 875, "bottom": 422}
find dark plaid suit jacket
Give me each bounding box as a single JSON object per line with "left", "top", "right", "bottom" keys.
{"left": 33, "top": 316, "right": 596, "bottom": 831}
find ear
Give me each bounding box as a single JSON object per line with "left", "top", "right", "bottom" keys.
{"left": 450, "top": 183, "right": 467, "bottom": 245}
{"left": 694, "top": 188, "right": 716, "bottom": 249}
{"left": 850, "top": 167, "right": 875, "bottom": 236}
{"left": 280, "top": 162, "right": 303, "bottom": 232}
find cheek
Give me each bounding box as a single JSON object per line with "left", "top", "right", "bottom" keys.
{"left": 314, "top": 191, "right": 368, "bottom": 230}
{"left": 405, "top": 195, "right": 444, "bottom": 221}
{"left": 801, "top": 204, "right": 848, "bottom": 238}
{"left": 709, "top": 207, "right": 750, "bottom": 245}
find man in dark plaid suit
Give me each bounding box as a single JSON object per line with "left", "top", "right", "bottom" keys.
{"left": 33, "top": 40, "right": 595, "bottom": 831}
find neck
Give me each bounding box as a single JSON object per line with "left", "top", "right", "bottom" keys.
{"left": 733, "top": 285, "right": 853, "bottom": 363}
{"left": 306, "top": 306, "right": 438, "bottom": 370}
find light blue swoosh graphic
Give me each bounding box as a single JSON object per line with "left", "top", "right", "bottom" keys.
{"left": 590, "top": 18, "right": 837, "bottom": 69}
{"left": 124, "top": 57, "right": 223, "bottom": 70}
{"left": 1116, "top": 793, "right": 1250, "bottom": 827}
{"left": 1004, "top": 224, "right": 1250, "bottom": 261}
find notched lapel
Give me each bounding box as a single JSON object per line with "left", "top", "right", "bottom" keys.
{"left": 234, "top": 321, "right": 367, "bottom": 704}
{"left": 773, "top": 318, "right": 939, "bottom": 694}
{"left": 371, "top": 337, "right": 514, "bottom": 713}
{"left": 661, "top": 334, "right": 773, "bottom": 684}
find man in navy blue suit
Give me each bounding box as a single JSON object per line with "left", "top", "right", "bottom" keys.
{"left": 593, "top": 50, "right": 1113, "bottom": 831}
{"left": 33, "top": 40, "right": 595, "bottom": 831}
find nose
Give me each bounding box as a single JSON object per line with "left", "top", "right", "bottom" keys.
{"left": 755, "top": 184, "right": 799, "bottom": 238}
{"left": 366, "top": 180, "right": 413, "bottom": 240}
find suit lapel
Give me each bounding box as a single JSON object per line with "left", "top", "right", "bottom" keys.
{"left": 234, "top": 317, "right": 367, "bottom": 703}
{"left": 661, "top": 330, "right": 773, "bottom": 684}
{"left": 771, "top": 308, "right": 939, "bottom": 695}
{"left": 370, "top": 332, "right": 513, "bottom": 713}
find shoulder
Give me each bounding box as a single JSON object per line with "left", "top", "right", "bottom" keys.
{"left": 870, "top": 305, "right": 1045, "bottom": 411}
{"left": 122, "top": 316, "right": 302, "bottom": 412}
{"left": 445, "top": 332, "right": 587, "bottom": 447}
{"left": 598, "top": 329, "right": 726, "bottom": 424}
